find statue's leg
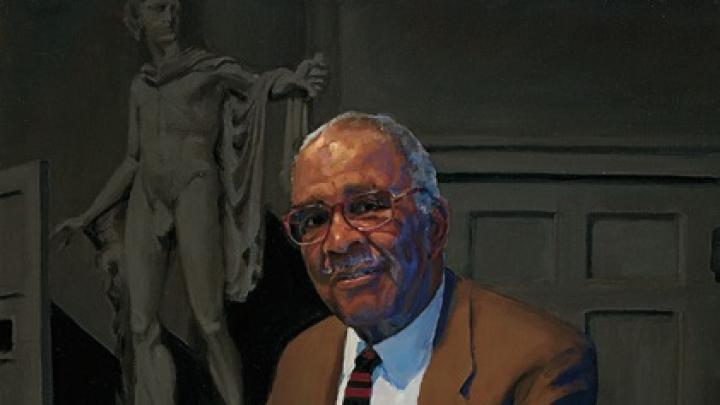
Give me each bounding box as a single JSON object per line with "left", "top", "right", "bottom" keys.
{"left": 125, "top": 181, "right": 176, "bottom": 405}
{"left": 175, "top": 176, "right": 243, "bottom": 405}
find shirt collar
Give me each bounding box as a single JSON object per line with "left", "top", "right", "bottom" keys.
{"left": 342, "top": 273, "right": 446, "bottom": 389}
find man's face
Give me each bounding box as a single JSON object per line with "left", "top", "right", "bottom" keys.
{"left": 291, "top": 125, "right": 444, "bottom": 338}
{"left": 140, "top": 0, "right": 180, "bottom": 46}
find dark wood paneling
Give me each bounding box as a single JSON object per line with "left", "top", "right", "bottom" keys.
{"left": 586, "top": 310, "right": 680, "bottom": 405}
{"left": 0, "top": 161, "right": 51, "bottom": 404}
{"left": 587, "top": 213, "right": 680, "bottom": 281}
{"left": 469, "top": 211, "right": 557, "bottom": 285}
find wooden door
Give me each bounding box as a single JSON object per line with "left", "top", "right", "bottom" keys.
{"left": 0, "top": 161, "right": 51, "bottom": 405}
{"left": 427, "top": 135, "right": 720, "bottom": 404}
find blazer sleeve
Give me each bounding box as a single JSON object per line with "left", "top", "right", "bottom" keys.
{"left": 511, "top": 340, "right": 598, "bottom": 405}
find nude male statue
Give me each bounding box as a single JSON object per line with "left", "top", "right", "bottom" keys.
{"left": 54, "top": 0, "right": 327, "bottom": 403}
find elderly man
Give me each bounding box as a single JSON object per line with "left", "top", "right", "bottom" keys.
{"left": 267, "top": 112, "right": 597, "bottom": 404}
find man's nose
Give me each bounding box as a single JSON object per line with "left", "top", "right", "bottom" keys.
{"left": 322, "top": 209, "right": 364, "bottom": 255}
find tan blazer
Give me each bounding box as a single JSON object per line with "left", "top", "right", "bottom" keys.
{"left": 267, "top": 273, "right": 596, "bottom": 405}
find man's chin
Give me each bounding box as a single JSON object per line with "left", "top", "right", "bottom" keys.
{"left": 325, "top": 271, "right": 398, "bottom": 330}
{"left": 335, "top": 301, "right": 388, "bottom": 330}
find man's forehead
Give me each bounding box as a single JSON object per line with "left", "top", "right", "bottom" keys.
{"left": 291, "top": 161, "right": 398, "bottom": 203}
{"left": 297, "top": 128, "right": 396, "bottom": 173}
{"left": 291, "top": 181, "right": 386, "bottom": 206}
{"left": 292, "top": 126, "right": 411, "bottom": 203}
{"left": 304, "top": 125, "right": 391, "bottom": 155}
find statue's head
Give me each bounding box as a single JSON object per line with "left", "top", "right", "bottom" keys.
{"left": 124, "top": 0, "right": 181, "bottom": 44}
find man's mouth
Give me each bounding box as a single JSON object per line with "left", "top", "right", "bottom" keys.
{"left": 336, "top": 266, "right": 379, "bottom": 280}
{"left": 333, "top": 266, "right": 382, "bottom": 289}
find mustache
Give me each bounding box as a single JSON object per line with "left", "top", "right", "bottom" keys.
{"left": 322, "top": 248, "right": 400, "bottom": 289}
{"left": 322, "top": 251, "right": 379, "bottom": 276}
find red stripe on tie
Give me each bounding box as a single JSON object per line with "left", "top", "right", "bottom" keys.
{"left": 350, "top": 372, "right": 371, "bottom": 382}
{"left": 344, "top": 387, "right": 372, "bottom": 398}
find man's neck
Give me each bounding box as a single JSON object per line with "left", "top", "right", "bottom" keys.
{"left": 354, "top": 264, "right": 445, "bottom": 344}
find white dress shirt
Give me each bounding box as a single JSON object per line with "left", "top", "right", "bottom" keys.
{"left": 335, "top": 276, "right": 445, "bottom": 405}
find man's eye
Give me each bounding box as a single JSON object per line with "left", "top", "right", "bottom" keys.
{"left": 349, "top": 197, "right": 389, "bottom": 215}
{"left": 302, "top": 212, "right": 328, "bottom": 229}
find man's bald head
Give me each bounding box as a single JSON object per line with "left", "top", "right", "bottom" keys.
{"left": 295, "top": 111, "right": 440, "bottom": 214}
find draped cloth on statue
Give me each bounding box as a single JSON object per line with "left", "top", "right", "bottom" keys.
{"left": 220, "top": 69, "right": 308, "bottom": 302}
{"left": 281, "top": 97, "right": 309, "bottom": 196}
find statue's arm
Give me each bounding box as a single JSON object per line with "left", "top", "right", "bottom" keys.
{"left": 78, "top": 93, "right": 141, "bottom": 226}
{"left": 216, "top": 60, "right": 293, "bottom": 95}
{"left": 270, "top": 53, "right": 328, "bottom": 99}
{"left": 216, "top": 61, "right": 259, "bottom": 94}
{"left": 217, "top": 55, "right": 327, "bottom": 99}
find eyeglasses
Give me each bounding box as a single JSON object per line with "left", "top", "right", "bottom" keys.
{"left": 283, "top": 187, "right": 426, "bottom": 246}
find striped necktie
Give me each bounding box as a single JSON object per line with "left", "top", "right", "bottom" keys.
{"left": 342, "top": 347, "right": 382, "bottom": 405}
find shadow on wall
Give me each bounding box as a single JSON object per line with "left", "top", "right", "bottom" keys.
{"left": 227, "top": 213, "right": 330, "bottom": 405}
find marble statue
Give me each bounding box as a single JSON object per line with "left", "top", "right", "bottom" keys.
{"left": 54, "top": 0, "right": 328, "bottom": 403}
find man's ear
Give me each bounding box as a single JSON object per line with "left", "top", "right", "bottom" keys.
{"left": 428, "top": 197, "right": 449, "bottom": 260}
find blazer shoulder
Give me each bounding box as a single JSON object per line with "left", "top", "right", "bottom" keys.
{"left": 283, "top": 316, "right": 345, "bottom": 356}
{"left": 467, "top": 281, "right": 591, "bottom": 366}
{"left": 272, "top": 315, "right": 345, "bottom": 382}
{"left": 268, "top": 316, "right": 346, "bottom": 405}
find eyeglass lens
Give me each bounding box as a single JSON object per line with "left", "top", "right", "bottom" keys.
{"left": 288, "top": 191, "right": 394, "bottom": 244}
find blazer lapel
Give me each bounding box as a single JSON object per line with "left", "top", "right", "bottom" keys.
{"left": 419, "top": 271, "right": 474, "bottom": 405}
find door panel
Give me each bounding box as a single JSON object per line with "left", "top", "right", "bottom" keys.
{"left": 587, "top": 310, "right": 679, "bottom": 405}
{"left": 0, "top": 161, "right": 50, "bottom": 405}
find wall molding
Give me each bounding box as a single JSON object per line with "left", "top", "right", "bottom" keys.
{"left": 419, "top": 134, "right": 720, "bottom": 179}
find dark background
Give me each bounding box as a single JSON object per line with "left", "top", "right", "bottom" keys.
{"left": 1, "top": 0, "right": 719, "bottom": 404}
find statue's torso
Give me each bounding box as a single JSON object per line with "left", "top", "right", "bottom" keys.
{"left": 131, "top": 52, "right": 251, "bottom": 206}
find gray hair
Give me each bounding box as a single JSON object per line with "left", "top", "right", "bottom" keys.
{"left": 298, "top": 111, "right": 440, "bottom": 214}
